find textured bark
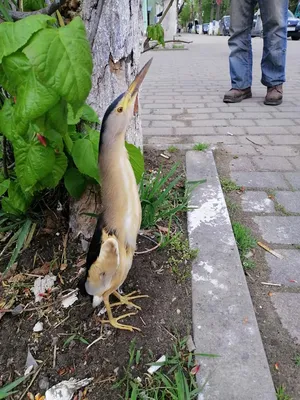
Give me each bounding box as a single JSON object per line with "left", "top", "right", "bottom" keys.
{"left": 69, "top": 0, "right": 144, "bottom": 249}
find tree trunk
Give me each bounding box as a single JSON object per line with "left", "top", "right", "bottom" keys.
{"left": 198, "top": 0, "right": 203, "bottom": 25}
{"left": 69, "top": 0, "right": 144, "bottom": 250}
{"left": 210, "top": 0, "right": 215, "bottom": 21}
{"left": 216, "top": 3, "right": 220, "bottom": 20}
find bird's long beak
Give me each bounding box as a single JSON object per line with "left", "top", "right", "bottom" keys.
{"left": 120, "top": 58, "right": 153, "bottom": 110}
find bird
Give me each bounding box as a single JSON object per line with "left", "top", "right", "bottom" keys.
{"left": 79, "top": 59, "right": 152, "bottom": 332}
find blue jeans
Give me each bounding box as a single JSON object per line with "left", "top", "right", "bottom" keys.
{"left": 229, "top": 0, "right": 288, "bottom": 89}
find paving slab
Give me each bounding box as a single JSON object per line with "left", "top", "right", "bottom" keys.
{"left": 241, "top": 191, "right": 275, "bottom": 213}
{"left": 252, "top": 156, "right": 294, "bottom": 171}
{"left": 275, "top": 191, "right": 300, "bottom": 213}
{"left": 254, "top": 216, "right": 300, "bottom": 244}
{"left": 266, "top": 249, "right": 300, "bottom": 287}
{"left": 285, "top": 172, "right": 300, "bottom": 189}
{"left": 186, "top": 151, "right": 276, "bottom": 400}
{"left": 231, "top": 172, "right": 289, "bottom": 189}
{"left": 271, "top": 293, "right": 300, "bottom": 345}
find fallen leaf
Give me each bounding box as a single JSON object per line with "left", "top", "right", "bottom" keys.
{"left": 31, "top": 263, "right": 51, "bottom": 276}
{"left": 60, "top": 263, "right": 68, "bottom": 271}
{"left": 76, "top": 259, "right": 85, "bottom": 268}
{"left": 27, "top": 393, "right": 35, "bottom": 400}
{"left": 268, "top": 291, "right": 273, "bottom": 297}
{"left": 243, "top": 317, "right": 248, "bottom": 324}
{"left": 289, "top": 279, "right": 297, "bottom": 283}
{"left": 157, "top": 225, "right": 169, "bottom": 233}
{"left": 274, "top": 362, "right": 279, "bottom": 370}
{"left": 8, "top": 273, "right": 27, "bottom": 283}
{"left": 191, "top": 364, "right": 200, "bottom": 375}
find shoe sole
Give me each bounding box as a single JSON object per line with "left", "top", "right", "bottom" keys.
{"left": 223, "top": 92, "right": 252, "bottom": 103}
{"left": 264, "top": 98, "right": 282, "bottom": 106}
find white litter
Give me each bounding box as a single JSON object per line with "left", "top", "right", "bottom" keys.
{"left": 61, "top": 290, "right": 79, "bottom": 308}
{"left": 227, "top": 131, "right": 234, "bottom": 136}
{"left": 147, "top": 355, "right": 166, "bottom": 375}
{"left": 25, "top": 349, "right": 38, "bottom": 376}
{"left": 33, "top": 321, "right": 44, "bottom": 332}
{"left": 31, "top": 274, "right": 57, "bottom": 302}
{"left": 45, "top": 377, "right": 93, "bottom": 400}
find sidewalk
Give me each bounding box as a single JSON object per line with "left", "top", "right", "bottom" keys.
{"left": 140, "top": 33, "right": 300, "bottom": 398}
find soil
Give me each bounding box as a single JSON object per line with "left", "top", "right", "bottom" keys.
{"left": 214, "top": 146, "right": 300, "bottom": 399}
{"left": 0, "top": 149, "right": 193, "bottom": 399}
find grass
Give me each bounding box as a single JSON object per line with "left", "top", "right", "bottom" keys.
{"left": 139, "top": 163, "right": 204, "bottom": 229}
{"left": 192, "top": 143, "right": 209, "bottom": 151}
{"left": 225, "top": 198, "right": 240, "bottom": 217}
{"left": 167, "top": 145, "right": 178, "bottom": 153}
{"left": 276, "top": 385, "right": 292, "bottom": 400}
{"left": 220, "top": 178, "right": 241, "bottom": 193}
{"left": 0, "top": 375, "right": 28, "bottom": 398}
{"left": 232, "top": 222, "right": 256, "bottom": 269}
{"left": 114, "top": 336, "right": 219, "bottom": 400}
{"left": 293, "top": 354, "right": 300, "bottom": 366}
{"left": 274, "top": 203, "right": 291, "bottom": 216}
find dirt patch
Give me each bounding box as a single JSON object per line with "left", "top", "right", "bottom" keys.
{"left": 214, "top": 146, "right": 300, "bottom": 399}
{"left": 0, "top": 149, "right": 193, "bottom": 399}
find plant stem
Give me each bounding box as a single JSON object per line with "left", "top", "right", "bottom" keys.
{"left": 142, "top": 39, "right": 192, "bottom": 53}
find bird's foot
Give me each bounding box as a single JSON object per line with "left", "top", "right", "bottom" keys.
{"left": 101, "top": 312, "right": 141, "bottom": 332}
{"left": 112, "top": 290, "right": 149, "bottom": 310}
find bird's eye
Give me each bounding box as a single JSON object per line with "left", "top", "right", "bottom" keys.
{"left": 117, "top": 106, "right": 123, "bottom": 113}
{"left": 100, "top": 272, "right": 106, "bottom": 277}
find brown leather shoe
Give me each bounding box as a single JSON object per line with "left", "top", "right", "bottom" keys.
{"left": 223, "top": 87, "right": 252, "bottom": 103}
{"left": 264, "top": 85, "right": 283, "bottom": 106}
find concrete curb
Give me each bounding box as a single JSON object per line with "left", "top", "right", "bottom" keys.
{"left": 186, "top": 151, "right": 276, "bottom": 400}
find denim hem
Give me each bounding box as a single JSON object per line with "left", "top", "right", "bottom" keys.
{"left": 261, "top": 79, "right": 285, "bottom": 87}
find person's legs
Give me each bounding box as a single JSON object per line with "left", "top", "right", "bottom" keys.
{"left": 224, "top": 0, "right": 256, "bottom": 103}
{"left": 259, "top": 0, "right": 288, "bottom": 105}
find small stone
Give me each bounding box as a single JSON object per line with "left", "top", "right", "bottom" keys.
{"left": 187, "top": 335, "right": 196, "bottom": 352}
{"left": 39, "top": 376, "right": 50, "bottom": 391}
{"left": 176, "top": 309, "right": 181, "bottom": 314}
{"left": 33, "top": 321, "right": 44, "bottom": 332}
{"left": 244, "top": 251, "right": 253, "bottom": 259}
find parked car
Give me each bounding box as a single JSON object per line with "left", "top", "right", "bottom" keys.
{"left": 252, "top": 9, "right": 300, "bottom": 40}
{"left": 202, "top": 23, "right": 209, "bottom": 34}
{"left": 220, "top": 15, "right": 230, "bottom": 36}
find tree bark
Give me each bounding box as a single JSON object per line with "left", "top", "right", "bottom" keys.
{"left": 210, "top": 0, "right": 215, "bottom": 21}
{"left": 198, "top": 0, "right": 203, "bottom": 25}
{"left": 69, "top": 0, "right": 144, "bottom": 249}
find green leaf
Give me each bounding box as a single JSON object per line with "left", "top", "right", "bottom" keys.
{"left": 23, "top": 17, "right": 93, "bottom": 110}
{"left": 23, "top": 0, "right": 45, "bottom": 11}
{"left": 42, "top": 129, "right": 64, "bottom": 152}
{"left": 72, "top": 138, "right": 99, "bottom": 182}
{"left": 125, "top": 142, "right": 144, "bottom": 184}
{"left": 78, "top": 336, "right": 89, "bottom": 345}
{"left": 81, "top": 104, "right": 100, "bottom": 123}
{"left": 45, "top": 99, "right": 68, "bottom": 135}
{"left": 64, "top": 168, "right": 87, "bottom": 199}
{"left": 5, "top": 219, "right": 32, "bottom": 273}
{"left": 40, "top": 152, "right": 68, "bottom": 188}
{"left": 63, "top": 334, "right": 76, "bottom": 347}
{"left": 0, "top": 99, "right": 16, "bottom": 141}
{"left": 67, "top": 103, "right": 82, "bottom": 125}
{"left": 0, "top": 1, "right": 13, "bottom": 22}
{"left": 0, "top": 179, "right": 10, "bottom": 196}
{"left": 1, "top": 181, "right": 32, "bottom": 215}
{"left": 14, "top": 137, "right": 56, "bottom": 192}
{"left": 0, "top": 15, "right": 55, "bottom": 63}
{"left": 0, "top": 375, "right": 28, "bottom": 399}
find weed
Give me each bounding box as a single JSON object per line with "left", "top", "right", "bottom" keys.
{"left": 293, "top": 245, "right": 300, "bottom": 250}
{"left": 114, "top": 336, "right": 219, "bottom": 400}
{"left": 220, "top": 178, "right": 241, "bottom": 193}
{"left": 276, "top": 385, "right": 292, "bottom": 400}
{"left": 166, "top": 235, "right": 198, "bottom": 282}
{"left": 167, "top": 145, "right": 178, "bottom": 153}
{"left": 225, "top": 198, "right": 241, "bottom": 216}
{"left": 193, "top": 143, "right": 209, "bottom": 151}
{"left": 293, "top": 354, "right": 300, "bottom": 366}
{"left": 63, "top": 334, "right": 89, "bottom": 347}
{"left": 232, "top": 222, "right": 256, "bottom": 269}
{"left": 139, "top": 164, "right": 203, "bottom": 229}
{"left": 274, "top": 203, "right": 291, "bottom": 216}
{"left": 0, "top": 375, "right": 28, "bottom": 398}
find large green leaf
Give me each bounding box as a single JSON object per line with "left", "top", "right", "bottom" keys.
{"left": 40, "top": 152, "right": 68, "bottom": 188}
{"left": 42, "top": 129, "right": 64, "bottom": 152}
{"left": 0, "top": 15, "right": 55, "bottom": 63}
{"left": 72, "top": 138, "right": 99, "bottom": 182}
{"left": 0, "top": 99, "right": 16, "bottom": 141}
{"left": 2, "top": 52, "right": 59, "bottom": 123}
{"left": 0, "top": 179, "right": 10, "bottom": 196}
{"left": 64, "top": 168, "right": 87, "bottom": 199}
{"left": 14, "top": 137, "right": 56, "bottom": 192}
{"left": 81, "top": 104, "right": 100, "bottom": 123}
{"left": 125, "top": 142, "right": 144, "bottom": 184}
{"left": 23, "top": 17, "right": 93, "bottom": 110}
{"left": 45, "top": 99, "right": 68, "bottom": 135}
{"left": 23, "top": 0, "right": 45, "bottom": 11}
{"left": 1, "top": 181, "right": 32, "bottom": 215}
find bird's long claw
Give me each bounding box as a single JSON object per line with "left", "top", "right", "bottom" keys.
{"left": 112, "top": 290, "right": 149, "bottom": 310}
{"left": 101, "top": 312, "right": 141, "bottom": 332}
{"left": 102, "top": 297, "right": 141, "bottom": 332}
